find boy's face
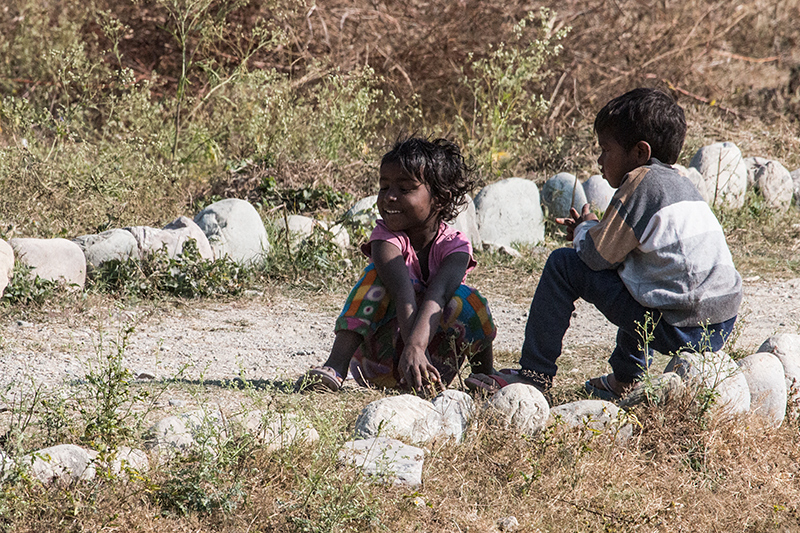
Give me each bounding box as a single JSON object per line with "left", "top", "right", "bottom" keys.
{"left": 596, "top": 131, "right": 646, "bottom": 188}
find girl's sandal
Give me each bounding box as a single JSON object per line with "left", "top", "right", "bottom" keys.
{"left": 295, "top": 366, "right": 344, "bottom": 392}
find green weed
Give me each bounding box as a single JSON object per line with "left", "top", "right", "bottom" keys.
{"left": 0, "top": 263, "right": 62, "bottom": 307}
{"left": 456, "top": 8, "right": 568, "bottom": 173}
{"left": 90, "top": 239, "right": 252, "bottom": 299}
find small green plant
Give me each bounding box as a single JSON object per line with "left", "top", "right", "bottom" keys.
{"left": 0, "top": 263, "right": 62, "bottom": 306}
{"left": 79, "top": 324, "right": 151, "bottom": 450}
{"left": 90, "top": 239, "right": 252, "bottom": 299}
{"left": 456, "top": 8, "right": 568, "bottom": 172}
{"left": 258, "top": 175, "right": 353, "bottom": 213}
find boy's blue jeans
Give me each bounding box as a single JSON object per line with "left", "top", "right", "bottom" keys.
{"left": 520, "top": 247, "right": 736, "bottom": 384}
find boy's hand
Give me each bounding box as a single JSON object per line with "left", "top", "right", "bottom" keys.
{"left": 555, "top": 203, "right": 598, "bottom": 241}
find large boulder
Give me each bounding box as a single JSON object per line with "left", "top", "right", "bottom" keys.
{"left": 277, "top": 214, "right": 349, "bottom": 251}
{"left": 194, "top": 198, "right": 270, "bottom": 264}
{"left": 541, "top": 172, "right": 588, "bottom": 219}
{"left": 73, "top": 228, "right": 138, "bottom": 268}
{"left": 127, "top": 216, "right": 214, "bottom": 260}
{"left": 474, "top": 178, "right": 545, "bottom": 250}
{"left": 0, "top": 239, "right": 14, "bottom": 298}
{"left": 354, "top": 392, "right": 472, "bottom": 445}
{"left": 737, "top": 352, "right": 787, "bottom": 428}
{"left": 21, "top": 444, "right": 96, "bottom": 485}
{"left": 618, "top": 372, "right": 685, "bottom": 409}
{"left": 145, "top": 409, "right": 223, "bottom": 458}
{"left": 674, "top": 164, "right": 714, "bottom": 204}
{"left": 582, "top": 175, "right": 615, "bottom": 213}
{"left": 757, "top": 333, "right": 800, "bottom": 414}
{"left": 488, "top": 383, "right": 550, "bottom": 436}
{"left": 689, "top": 142, "right": 747, "bottom": 208}
{"left": 448, "top": 195, "right": 482, "bottom": 251}
{"left": 343, "top": 195, "right": 380, "bottom": 229}
{"left": 10, "top": 237, "right": 86, "bottom": 289}
{"left": 745, "top": 157, "right": 794, "bottom": 212}
{"left": 791, "top": 168, "right": 800, "bottom": 208}
{"left": 665, "top": 350, "right": 750, "bottom": 418}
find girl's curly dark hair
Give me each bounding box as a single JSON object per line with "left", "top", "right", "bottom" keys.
{"left": 380, "top": 137, "right": 480, "bottom": 223}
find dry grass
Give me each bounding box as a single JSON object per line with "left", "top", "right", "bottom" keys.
{"left": 4, "top": 386, "right": 800, "bottom": 532}
{"left": 2, "top": 1, "right": 800, "bottom": 531}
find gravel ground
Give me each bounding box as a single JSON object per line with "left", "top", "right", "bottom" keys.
{"left": 1, "top": 277, "right": 798, "bottom": 396}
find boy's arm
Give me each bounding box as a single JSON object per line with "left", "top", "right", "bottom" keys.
{"left": 399, "top": 251, "right": 470, "bottom": 393}
{"left": 556, "top": 204, "right": 598, "bottom": 241}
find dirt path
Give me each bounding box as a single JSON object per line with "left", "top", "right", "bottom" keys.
{"left": 1, "top": 277, "right": 798, "bottom": 395}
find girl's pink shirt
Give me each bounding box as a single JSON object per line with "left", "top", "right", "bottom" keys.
{"left": 361, "top": 220, "right": 476, "bottom": 288}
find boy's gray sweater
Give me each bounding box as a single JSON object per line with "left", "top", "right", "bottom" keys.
{"left": 573, "top": 159, "right": 743, "bottom": 327}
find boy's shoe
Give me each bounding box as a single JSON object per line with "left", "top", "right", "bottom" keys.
{"left": 295, "top": 366, "right": 343, "bottom": 392}
{"left": 584, "top": 373, "right": 634, "bottom": 401}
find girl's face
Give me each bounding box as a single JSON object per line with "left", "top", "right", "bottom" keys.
{"left": 377, "top": 161, "right": 439, "bottom": 248}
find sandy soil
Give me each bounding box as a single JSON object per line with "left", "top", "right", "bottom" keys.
{"left": 1, "top": 276, "right": 798, "bottom": 396}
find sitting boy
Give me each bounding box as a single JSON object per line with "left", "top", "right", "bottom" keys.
{"left": 467, "top": 87, "right": 743, "bottom": 400}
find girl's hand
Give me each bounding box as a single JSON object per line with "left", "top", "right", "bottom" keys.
{"left": 399, "top": 345, "right": 443, "bottom": 396}
{"left": 555, "top": 203, "right": 598, "bottom": 241}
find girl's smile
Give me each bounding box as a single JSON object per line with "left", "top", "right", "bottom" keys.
{"left": 377, "top": 161, "right": 439, "bottom": 250}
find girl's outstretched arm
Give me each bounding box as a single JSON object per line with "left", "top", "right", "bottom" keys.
{"left": 371, "top": 239, "right": 419, "bottom": 346}
{"left": 399, "top": 251, "right": 470, "bottom": 393}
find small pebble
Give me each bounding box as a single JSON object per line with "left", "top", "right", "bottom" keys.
{"left": 497, "top": 516, "right": 519, "bottom": 531}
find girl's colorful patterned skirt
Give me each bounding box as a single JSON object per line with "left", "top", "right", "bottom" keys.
{"left": 335, "top": 263, "right": 496, "bottom": 389}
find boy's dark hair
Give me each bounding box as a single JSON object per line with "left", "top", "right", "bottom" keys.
{"left": 594, "top": 88, "right": 686, "bottom": 165}
{"left": 381, "top": 137, "right": 479, "bottom": 223}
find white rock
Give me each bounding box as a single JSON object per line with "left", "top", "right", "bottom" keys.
{"left": 344, "top": 195, "right": 380, "bottom": 229}
{"left": 488, "top": 382, "right": 550, "bottom": 436}
{"left": 194, "top": 198, "right": 270, "bottom": 264}
{"left": 0, "top": 449, "right": 13, "bottom": 480}
{"left": 757, "top": 333, "right": 800, "bottom": 414}
{"left": 745, "top": 157, "right": 794, "bottom": 211}
{"left": 791, "top": 168, "right": 800, "bottom": 208}
{"left": 279, "top": 215, "right": 350, "bottom": 251}
{"left": 665, "top": 350, "right": 750, "bottom": 417}
{"left": 582, "top": 174, "right": 615, "bottom": 213}
{"left": 327, "top": 223, "right": 351, "bottom": 249}
{"left": 0, "top": 239, "right": 14, "bottom": 298}
{"left": 73, "top": 228, "right": 138, "bottom": 268}
{"left": 338, "top": 437, "right": 424, "bottom": 486}
{"left": 236, "top": 411, "right": 319, "bottom": 452}
{"left": 281, "top": 214, "right": 317, "bottom": 237}
{"left": 127, "top": 216, "right": 214, "bottom": 260}
{"left": 550, "top": 399, "right": 633, "bottom": 444}
{"left": 354, "top": 394, "right": 436, "bottom": 443}
{"left": 428, "top": 389, "right": 474, "bottom": 443}
{"left": 10, "top": 237, "right": 86, "bottom": 289}
{"left": 497, "top": 516, "right": 520, "bottom": 531}
{"left": 738, "top": 352, "right": 787, "bottom": 428}
{"left": 474, "top": 178, "right": 545, "bottom": 249}
{"left": 146, "top": 409, "right": 223, "bottom": 457}
{"left": 448, "top": 194, "right": 482, "bottom": 251}
{"left": 22, "top": 444, "right": 96, "bottom": 485}
{"left": 689, "top": 142, "right": 747, "bottom": 208}
{"left": 94, "top": 446, "right": 150, "bottom": 477}
{"left": 541, "top": 172, "right": 588, "bottom": 219}
{"left": 674, "top": 164, "right": 713, "bottom": 203}
{"left": 618, "top": 372, "right": 685, "bottom": 408}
